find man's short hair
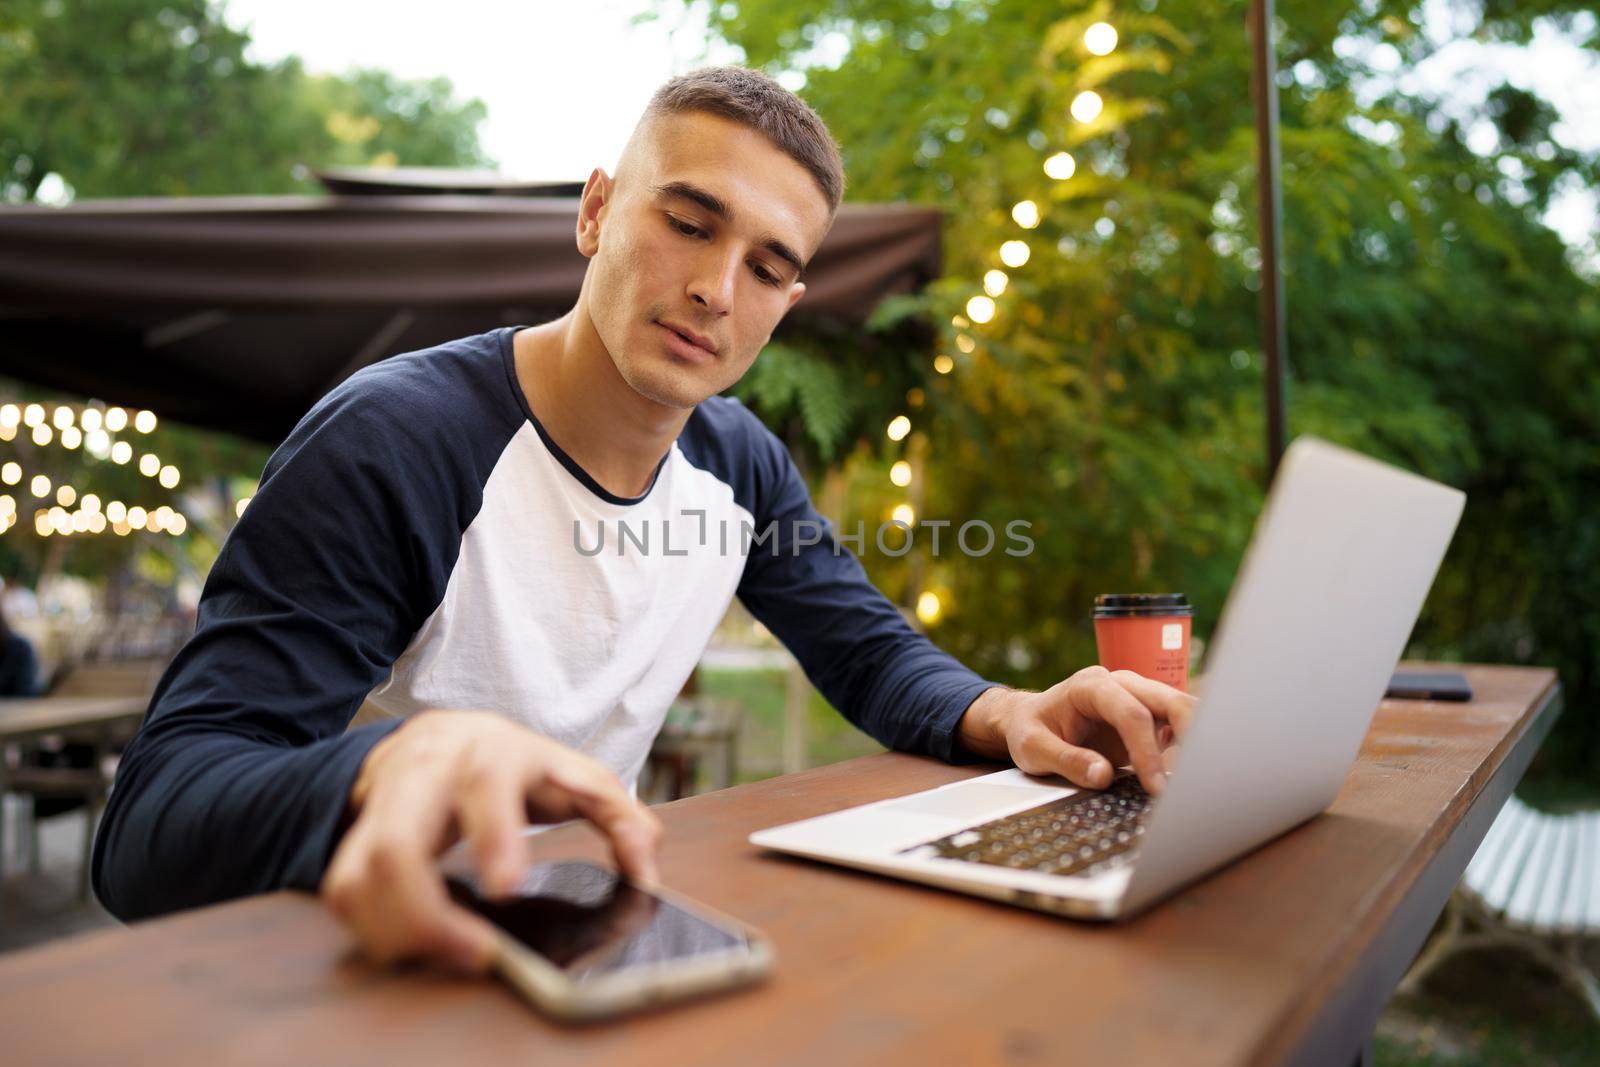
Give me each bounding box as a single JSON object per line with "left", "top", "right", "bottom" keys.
{"left": 644, "top": 67, "right": 845, "bottom": 215}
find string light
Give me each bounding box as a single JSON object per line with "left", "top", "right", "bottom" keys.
{"left": 955, "top": 333, "right": 977, "bottom": 354}
{"left": 127, "top": 506, "right": 148, "bottom": 530}
{"left": 0, "top": 424, "right": 12, "bottom": 442}
{"left": 111, "top": 441, "right": 132, "bottom": 464}
{"left": 934, "top": 355, "right": 955, "bottom": 375}
{"left": 1044, "top": 152, "right": 1077, "bottom": 180}
{"left": 81, "top": 493, "right": 100, "bottom": 513}
{"left": 1071, "top": 91, "right": 1104, "bottom": 123}
{"left": 86, "top": 429, "right": 111, "bottom": 457}
{"left": 887, "top": 416, "right": 911, "bottom": 442}
{"left": 61, "top": 426, "right": 82, "bottom": 449}
{"left": 56, "top": 485, "right": 76, "bottom": 507}
{"left": 134, "top": 410, "right": 157, "bottom": 434}
{"left": 0, "top": 405, "right": 17, "bottom": 428}
{"left": 1000, "top": 240, "right": 1031, "bottom": 268}
{"left": 168, "top": 513, "right": 187, "bottom": 535}
{"left": 1, "top": 463, "right": 18, "bottom": 485}
{"left": 983, "top": 270, "right": 1009, "bottom": 297}
{"left": 1084, "top": 22, "right": 1118, "bottom": 55}
{"left": 106, "top": 501, "right": 126, "bottom": 523}
{"left": 1011, "top": 200, "right": 1041, "bottom": 228}
{"left": 105, "top": 408, "right": 128, "bottom": 432}
{"left": 80, "top": 408, "right": 102, "bottom": 432}
{"left": 52, "top": 406, "right": 74, "bottom": 430}
{"left": 890, "top": 461, "right": 913, "bottom": 487}
{"left": 30, "top": 475, "right": 50, "bottom": 498}
{"left": 916, "top": 591, "right": 943, "bottom": 625}
{"left": 158, "top": 465, "right": 180, "bottom": 488}
{"left": 892, "top": 503, "right": 916, "bottom": 526}
{"left": 966, "top": 295, "right": 997, "bottom": 324}
{"left": 22, "top": 404, "right": 43, "bottom": 427}
{"left": 139, "top": 453, "right": 160, "bottom": 477}
{"left": 31, "top": 424, "right": 51, "bottom": 446}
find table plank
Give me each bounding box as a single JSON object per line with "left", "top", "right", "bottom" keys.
{"left": 0, "top": 663, "right": 1559, "bottom": 1067}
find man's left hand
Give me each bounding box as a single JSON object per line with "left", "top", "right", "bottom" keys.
{"left": 956, "top": 666, "right": 1196, "bottom": 796}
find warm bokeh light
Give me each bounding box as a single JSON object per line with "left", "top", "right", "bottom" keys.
{"left": 52, "top": 405, "right": 74, "bottom": 430}
{"left": 31, "top": 424, "right": 52, "bottom": 446}
{"left": 934, "top": 354, "right": 955, "bottom": 375}
{"left": 955, "top": 333, "right": 977, "bottom": 354}
{"left": 111, "top": 441, "right": 133, "bottom": 464}
{"left": 81, "top": 493, "right": 100, "bottom": 514}
{"left": 1071, "top": 90, "right": 1104, "bottom": 123}
{"left": 80, "top": 407, "right": 103, "bottom": 432}
{"left": 1011, "top": 199, "right": 1040, "bottom": 228}
{"left": 916, "top": 590, "right": 943, "bottom": 625}
{"left": 139, "top": 453, "right": 160, "bottom": 477}
{"left": 1044, "top": 151, "right": 1077, "bottom": 180}
{"left": 107, "top": 500, "right": 127, "bottom": 523}
{"left": 22, "top": 404, "right": 44, "bottom": 427}
{"left": 983, "top": 269, "right": 1008, "bottom": 297}
{"left": 1, "top": 463, "right": 19, "bottom": 485}
{"left": 134, "top": 410, "right": 158, "bottom": 434}
{"left": 35, "top": 512, "right": 51, "bottom": 537}
{"left": 169, "top": 513, "right": 187, "bottom": 536}
{"left": 890, "top": 460, "right": 913, "bottom": 487}
{"left": 159, "top": 464, "right": 180, "bottom": 488}
{"left": 56, "top": 485, "right": 76, "bottom": 507}
{"left": 0, "top": 404, "right": 17, "bottom": 428}
{"left": 61, "top": 426, "right": 82, "bottom": 449}
{"left": 88, "top": 512, "right": 107, "bottom": 533}
{"left": 886, "top": 415, "right": 911, "bottom": 442}
{"left": 999, "top": 240, "right": 1031, "bottom": 268}
{"left": 1084, "top": 21, "right": 1118, "bottom": 55}
{"left": 30, "top": 475, "right": 50, "bottom": 498}
{"left": 105, "top": 407, "right": 128, "bottom": 432}
{"left": 86, "top": 429, "right": 111, "bottom": 457}
{"left": 965, "top": 295, "right": 996, "bottom": 324}
{"left": 127, "top": 506, "right": 148, "bottom": 530}
{"left": 891, "top": 503, "right": 916, "bottom": 527}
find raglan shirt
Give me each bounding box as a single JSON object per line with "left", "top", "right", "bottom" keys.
{"left": 92, "top": 327, "right": 997, "bottom": 920}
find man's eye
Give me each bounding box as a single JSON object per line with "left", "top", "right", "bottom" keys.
{"left": 751, "top": 264, "right": 780, "bottom": 286}
{"left": 669, "top": 217, "right": 704, "bottom": 238}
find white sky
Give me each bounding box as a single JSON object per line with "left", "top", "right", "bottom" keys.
{"left": 222, "top": 0, "right": 1597, "bottom": 257}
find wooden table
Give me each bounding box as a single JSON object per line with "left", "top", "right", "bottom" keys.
{"left": 1, "top": 695, "right": 148, "bottom": 908}
{"left": 0, "top": 664, "right": 1560, "bottom": 1066}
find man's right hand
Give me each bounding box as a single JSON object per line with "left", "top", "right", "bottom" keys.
{"left": 320, "top": 709, "right": 663, "bottom": 973}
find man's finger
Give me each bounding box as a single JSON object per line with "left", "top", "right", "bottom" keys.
{"left": 1016, "top": 727, "right": 1113, "bottom": 790}
{"left": 455, "top": 768, "right": 530, "bottom": 898}
{"left": 1071, "top": 676, "right": 1168, "bottom": 796}
{"left": 534, "top": 763, "right": 664, "bottom": 886}
{"left": 1110, "top": 670, "right": 1197, "bottom": 740}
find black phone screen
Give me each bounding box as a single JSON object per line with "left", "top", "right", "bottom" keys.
{"left": 446, "top": 862, "right": 752, "bottom": 982}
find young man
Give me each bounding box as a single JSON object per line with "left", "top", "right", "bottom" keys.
{"left": 93, "top": 68, "right": 1192, "bottom": 972}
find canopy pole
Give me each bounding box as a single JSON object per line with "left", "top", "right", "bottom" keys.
{"left": 1249, "top": 0, "right": 1289, "bottom": 482}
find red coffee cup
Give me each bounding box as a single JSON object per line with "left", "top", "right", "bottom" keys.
{"left": 1093, "top": 593, "right": 1193, "bottom": 692}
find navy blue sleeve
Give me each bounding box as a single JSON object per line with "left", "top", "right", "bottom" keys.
{"left": 686, "top": 399, "right": 998, "bottom": 762}
{"left": 93, "top": 341, "right": 521, "bottom": 920}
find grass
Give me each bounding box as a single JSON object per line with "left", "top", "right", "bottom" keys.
{"left": 697, "top": 666, "right": 884, "bottom": 783}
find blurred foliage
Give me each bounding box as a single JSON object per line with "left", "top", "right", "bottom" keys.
{"left": 0, "top": 0, "right": 490, "bottom": 202}
{"left": 676, "top": 0, "right": 1600, "bottom": 775}
{"left": 0, "top": 0, "right": 488, "bottom": 598}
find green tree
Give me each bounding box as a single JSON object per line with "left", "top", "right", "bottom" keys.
{"left": 0, "top": 0, "right": 490, "bottom": 202}
{"left": 680, "top": 0, "right": 1600, "bottom": 773}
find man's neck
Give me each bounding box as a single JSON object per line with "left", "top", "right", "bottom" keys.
{"left": 511, "top": 309, "right": 692, "bottom": 500}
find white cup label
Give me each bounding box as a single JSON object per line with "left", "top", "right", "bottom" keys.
{"left": 1162, "top": 623, "right": 1184, "bottom": 650}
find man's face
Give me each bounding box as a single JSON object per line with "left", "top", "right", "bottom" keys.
{"left": 576, "top": 111, "right": 834, "bottom": 409}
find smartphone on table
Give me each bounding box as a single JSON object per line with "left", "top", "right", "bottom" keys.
{"left": 445, "top": 860, "right": 772, "bottom": 1021}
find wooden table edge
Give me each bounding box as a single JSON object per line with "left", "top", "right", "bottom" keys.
{"left": 1254, "top": 668, "right": 1563, "bottom": 1067}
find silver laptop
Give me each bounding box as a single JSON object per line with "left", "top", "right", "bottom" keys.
{"left": 749, "top": 437, "right": 1465, "bottom": 920}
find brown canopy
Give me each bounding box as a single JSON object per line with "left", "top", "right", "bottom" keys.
{"left": 0, "top": 195, "right": 940, "bottom": 442}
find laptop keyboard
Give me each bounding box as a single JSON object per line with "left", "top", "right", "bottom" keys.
{"left": 903, "top": 772, "right": 1154, "bottom": 878}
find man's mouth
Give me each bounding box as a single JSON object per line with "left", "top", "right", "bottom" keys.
{"left": 654, "top": 319, "right": 718, "bottom": 361}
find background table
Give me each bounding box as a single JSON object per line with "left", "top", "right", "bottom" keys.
{"left": 0, "top": 664, "right": 1560, "bottom": 1066}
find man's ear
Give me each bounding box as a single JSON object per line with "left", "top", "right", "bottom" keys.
{"left": 784, "top": 281, "right": 807, "bottom": 313}
{"left": 576, "top": 167, "right": 612, "bottom": 258}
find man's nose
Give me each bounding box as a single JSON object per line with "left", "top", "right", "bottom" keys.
{"left": 687, "top": 247, "right": 739, "bottom": 317}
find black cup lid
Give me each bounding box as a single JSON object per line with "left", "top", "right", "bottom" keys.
{"left": 1093, "top": 593, "right": 1193, "bottom": 618}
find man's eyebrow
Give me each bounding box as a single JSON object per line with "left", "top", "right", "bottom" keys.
{"left": 655, "top": 180, "right": 808, "bottom": 276}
